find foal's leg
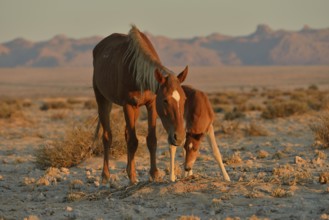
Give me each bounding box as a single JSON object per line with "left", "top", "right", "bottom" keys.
{"left": 123, "top": 104, "right": 139, "bottom": 184}
{"left": 206, "top": 124, "right": 231, "bottom": 181}
{"left": 146, "top": 101, "right": 159, "bottom": 181}
{"left": 94, "top": 90, "right": 113, "bottom": 184}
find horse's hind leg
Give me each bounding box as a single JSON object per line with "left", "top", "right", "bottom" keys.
{"left": 146, "top": 101, "right": 159, "bottom": 181}
{"left": 94, "top": 88, "right": 113, "bottom": 184}
{"left": 123, "top": 104, "right": 139, "bottom": 184}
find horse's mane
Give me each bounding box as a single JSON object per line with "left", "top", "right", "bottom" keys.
{"left": 124, "top": 25, "right": 171, "bottom": 92}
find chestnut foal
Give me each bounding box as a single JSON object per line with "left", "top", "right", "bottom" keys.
{"left": 169, "top": 85, "right": 230, "bottom": 182}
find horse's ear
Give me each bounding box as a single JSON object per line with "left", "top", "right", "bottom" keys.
{"left": 177, "top": 66, "right": 188, "bottom": 83}
{"left": 155, "top": 69, "right": 165, "bottom": 84}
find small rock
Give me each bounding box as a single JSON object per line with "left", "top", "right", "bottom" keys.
{"left": 35, "top": 192, "right": 46, "bottom": 202}
{"left": 66, "top": 206, "right": 73, "bottom": 212}
{"left": 0, "top": 175, "right": 3, "bottom": 181}
{"left": 94, "top": 180, "right": 100, "bottom": 187}
{"left": 86, "top": 171, "right": 91, "bottom": 176}
{"left": 319, "top": 172, "right": 329, "bottom": 184}
{"left": 60, "top": 167, "right": 70, "bottom": 175}
{"left": 36, "top": 177, "right": 50, "bottom": 186}
{"left": 295, "top": 156, "right": 306, "bottom": 165}
{"left": 22, "top": 177, "right": 36, "bottom": 185}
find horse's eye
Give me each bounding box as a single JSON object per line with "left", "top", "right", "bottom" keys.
{"left": 163, "top": 99, "right": 168, "bottom": 105}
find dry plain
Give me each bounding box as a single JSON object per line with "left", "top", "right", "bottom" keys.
{"left": 0, "top": 66, "right": 329, "bottom": 220}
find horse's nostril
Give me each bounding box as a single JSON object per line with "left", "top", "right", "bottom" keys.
{"left": 174, "top": 134, "right": 177, "bottom": 141}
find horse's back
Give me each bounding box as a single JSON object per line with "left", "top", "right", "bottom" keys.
{"left": 93, "top": 33, "right": 129, "bottom": 105}
{"left": 183, "top": 85, "right": 214, "bottom": 134}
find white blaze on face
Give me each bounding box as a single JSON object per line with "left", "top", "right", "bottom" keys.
{"left": 172, "top": 90, "right": 180, "bottom": 110}
{"left": 188, "top": 142, "right": 193, "bottom": 150}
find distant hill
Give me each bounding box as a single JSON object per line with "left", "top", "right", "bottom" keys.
{"left": 1, "top": 25, "right": 329, "bottom": 67}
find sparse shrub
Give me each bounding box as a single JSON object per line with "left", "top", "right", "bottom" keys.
{"left": 310, "top": 111, "right": 329, "bottom": 148}
{"left": 271, "top": 187, "right": 293, "bottom": 198}
{"left": 224, "top": 107, "right": 245, "bottom": 120}
{"left": 35, "top": 124, "right": 101, "bottom": 168}
{"left": 67, "top": 98, "right": 83, "bottom": 105}
{"left": 0, "top": 100, "right": 23, "bottom": 119}
{"left": 66, "top": 191, "right": 86, "bottom": 202}
{"left": 219, "top": 121, "right": 240, "bottom": 135}
{"left": 272, "top": 164, "right": 311, "bottom": 185}
{"left": 225, "top": 152, "right": 242, "bottom": 165}
{"left": 50, "top": 111, "right": 67, "bottom": 120}
{"left": 83, "top": 99, "right": 97, "bottom": 109}
{"left": 244, "top": 122, "right": 269, "bottom": 136}
{"left": 40, "top": 100, "right": 71, "bottom": 111}
{"left": 261, "top": 100, "right": 308, "bottom": 119}
{"left": 308, "top": 84, "right": 319, "bottom": 91}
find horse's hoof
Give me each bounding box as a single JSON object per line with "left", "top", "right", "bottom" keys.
{"left": 149, "top": 169, "right": 163, "bottom": 182}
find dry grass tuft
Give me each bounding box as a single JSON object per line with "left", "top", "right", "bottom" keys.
{"left": 66, "top": 191, "right": 86, "bottom": 202}
{"left": 272, "top": 164, "right": 311, "bottom": 185}
{"left": 35, "top": 124, "right": 102, "bottom": 168}
{"left": 257, "top": 150, "right": 270, "bottom": 159}
{"left": 218, "top": 121, "right": 241, "bottom": 136}
{"left": 244, "top": 122, "right": 269, "bottom": 136}
{"left": 226, "top": 152, "right": 243, "bottom": 165}
{"left": 50, "top": 111, "right": 68, "bottom": 120}
{"left": 271, "top": 187, "right": 293, "bottom": 198}
{"left": 310, "top": 110, "right": 329, "bottom": 148}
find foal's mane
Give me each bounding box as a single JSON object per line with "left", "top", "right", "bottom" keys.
{"left": 124, "top": 25, "right": 170, "bottom": 92}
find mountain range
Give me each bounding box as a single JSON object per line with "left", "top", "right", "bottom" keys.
{"left": 1, "top": 24, "right": 329, "bottom": 67}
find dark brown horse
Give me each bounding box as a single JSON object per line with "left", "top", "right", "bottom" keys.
{"left": 168, "top": 85, "right": 230, "bottom": 182}
{"left": 93, "top": 25, "right": 188, "bottom": 184}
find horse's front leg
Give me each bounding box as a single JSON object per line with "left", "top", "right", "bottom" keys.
{"left": 123, "top": 104, "right": 139, "bottom": 184}
{"left": 169, "top": 144, "right": 177, "bottom": 182}
{"left": 146, "top": 101, "right": 160, "bottom": 181}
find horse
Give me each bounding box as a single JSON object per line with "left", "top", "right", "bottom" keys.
{"left": 92, "top": 25, "right": 188, "bottom": 184}
{"left": 168, "top": 85, "right": 231, "bottom": 182}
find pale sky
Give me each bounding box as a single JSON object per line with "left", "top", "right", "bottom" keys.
{"left": 0, "top": 0, "right": 328, "bottom": 42}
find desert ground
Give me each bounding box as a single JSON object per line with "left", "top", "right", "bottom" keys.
{"left": 0, "top": 66, "right": 329, "bottom": 220}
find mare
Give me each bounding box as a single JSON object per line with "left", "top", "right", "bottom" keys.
{"left": 93, "top": 25, "right": 188, "bottom": 184}
{"left": 168, "top": 85, "right": 231, "bottom": 182}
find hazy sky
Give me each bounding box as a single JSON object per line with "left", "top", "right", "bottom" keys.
{"left": 0, "top": 0, "right": 328, "bottom": 42}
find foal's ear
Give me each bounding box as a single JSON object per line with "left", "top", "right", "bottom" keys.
{"left": 177, "top": 65, "right": 188, "bottom": 83}
{"left": 155, "top": 69, "right": 165, "bottom": 84}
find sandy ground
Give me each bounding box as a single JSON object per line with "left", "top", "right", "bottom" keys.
{"left": 0, "top": 67, "right": 329, "bottom": 220}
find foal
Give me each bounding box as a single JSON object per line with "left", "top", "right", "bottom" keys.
{"left": 169, "top": 85, "right": 231, "bottom": 182}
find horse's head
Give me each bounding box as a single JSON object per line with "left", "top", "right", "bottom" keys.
{"left": 183, "top": 133, "right": 203, "bottom": 171}
{"left": 155, "top": 66, "right": 188, "bottom": 146}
